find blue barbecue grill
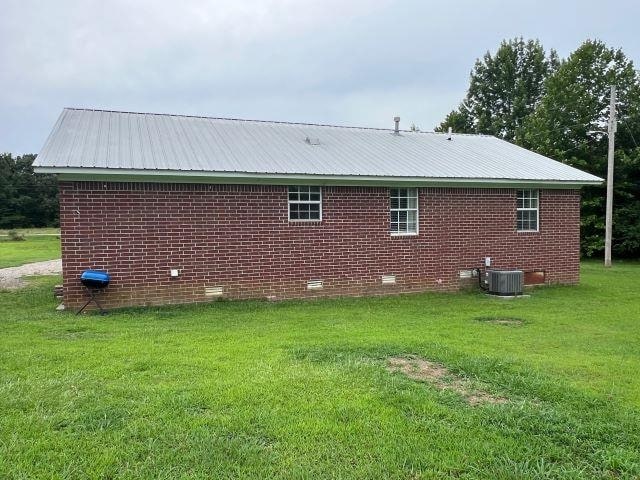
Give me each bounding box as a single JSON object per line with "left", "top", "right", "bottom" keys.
{"left": 77, "top": 270, "right": 110, "bottom": 315}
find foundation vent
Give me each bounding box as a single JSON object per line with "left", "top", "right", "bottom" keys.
{"left": 459, "top": 270, "right": 473, "bottom": 279}
{"left": 381, "top": 274, "right": 396, "bottom": 285}
{"left": 307, "top": 279, "right": 323, "bottom": 290}
{"left": 205, "top": 286, "right": 224, "bottom": 297}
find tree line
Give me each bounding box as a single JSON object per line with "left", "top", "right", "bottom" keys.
{"left": 437, "top": 38, "right": 640, "bottom": 258}
{"left": 0, "top": 153, "right": 58, "bottom": 228}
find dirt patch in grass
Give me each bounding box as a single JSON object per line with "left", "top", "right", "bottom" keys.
{"left": 387, "top": 356, "right": 508, "bottom": 406}
{"left": 474, "top": 316, "right": 525, "bottom": 326}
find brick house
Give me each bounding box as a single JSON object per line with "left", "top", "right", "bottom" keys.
{"left": 34, "top": 108, "right": 602, "bottom": 309}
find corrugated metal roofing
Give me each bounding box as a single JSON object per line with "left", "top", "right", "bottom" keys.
{"left": 33, "top": 108, "right": 602, "bottom": 184}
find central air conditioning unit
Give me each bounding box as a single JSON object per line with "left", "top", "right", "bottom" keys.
{"left": 487, "top": 270, "right": 524, "bottom": 296}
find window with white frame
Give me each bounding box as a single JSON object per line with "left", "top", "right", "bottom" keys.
{"left": 516, "top": 189, "right": 539, "bottom": 231}
{"left": 390, "top": 188, "right": 418, "bottom": 235}
{"left": 288, "top": 186, "right": 322, "bottom": 221}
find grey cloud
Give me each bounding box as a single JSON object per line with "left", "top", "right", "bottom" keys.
{"left": 1, "top": 0, "right": 638, "bottom": 153}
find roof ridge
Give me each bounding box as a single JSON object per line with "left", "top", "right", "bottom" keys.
{"left": 62, "top": 107, "right": 492, "bottom": 137}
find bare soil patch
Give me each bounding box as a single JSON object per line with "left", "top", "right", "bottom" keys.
{"left": 474, "top": 316, "right": 525, "bottom": 326}
{"left": 387, "top": 356, "right": 508, "bottom": 406}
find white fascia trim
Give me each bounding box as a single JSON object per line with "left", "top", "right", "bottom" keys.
{"left": 33, "top": 167, "right": 604, "bottom": 187}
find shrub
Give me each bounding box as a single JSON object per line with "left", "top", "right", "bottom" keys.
{"left": 7, "top": 230, "right": 26, "bottom": 241}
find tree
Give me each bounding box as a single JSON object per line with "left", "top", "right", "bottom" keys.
{"left": 436, "top": 38, "right": 558, "bottom": 141}
{"left": 0, "top": 153, "right": 59, "bottom": 228}
{"left": 436, "top": 106, "right": 473, "bottom": 134}
{"left": 0, "top": 154, "right": 18, "bottom": 225}
{"left": 520, "top": 40, "right": 640, "bottom": 257}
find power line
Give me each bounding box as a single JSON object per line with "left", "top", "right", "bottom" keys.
{"left": 618, "top": 120, "right": 639, "bottom": 149}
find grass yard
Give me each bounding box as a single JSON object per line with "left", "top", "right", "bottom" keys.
{"left": 1, "top": 262, "right": 640, "bottom": 478}
{"left": 0, "top": 234, "right": 61, "bottom": 268}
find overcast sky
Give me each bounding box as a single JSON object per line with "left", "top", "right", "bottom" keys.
{"left": 1, "top": 0, "right": 639, "bottom": 154}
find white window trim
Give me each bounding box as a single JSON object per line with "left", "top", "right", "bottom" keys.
{"left": 288, "top": 186, "right": 322, "bottom": 222}
{"left": 516, "top": 189, "right": 539, "bottom": 232}
{"left": 390, "top": 187, "right": 419, "bottom": 236}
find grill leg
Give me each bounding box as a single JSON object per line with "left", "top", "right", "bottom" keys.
{"left": 76, "top": 289, "right": 108, "bottom": 315}
{"left": 93, "top": 294, "right": 107, "bottom": 315}
{"left": 76, "top": 296, "right": 94, "bottom": 315}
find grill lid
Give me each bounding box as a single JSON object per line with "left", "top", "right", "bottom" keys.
{"left": 80, "top": 270, "right": 111, "bottom": 288}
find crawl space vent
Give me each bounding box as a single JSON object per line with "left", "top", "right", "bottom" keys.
{"left": 381, "top": 274, "right": 396, "bottom": 285}
{"left": 204, "top": 286, "right": 224, "bottom": 297}
{"left": 307, "top": 279, "right": 323, "bottom": 290}
{"left": 459, "top": 270, "right": 473, "bottom": 279}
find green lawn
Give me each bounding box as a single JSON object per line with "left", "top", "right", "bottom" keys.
{"left": 1, "top": 262, "right": 639, "bottom": 478}
{"left": 0, "top": 234, "right": 61, "bottom": 268}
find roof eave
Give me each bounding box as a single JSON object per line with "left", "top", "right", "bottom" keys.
{"left": 33, "top": 166, "right": 603, "bottom": 188}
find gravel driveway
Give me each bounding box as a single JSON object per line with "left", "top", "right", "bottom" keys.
{"left": 0, "top": 259, "right": 62, "bottom": 289}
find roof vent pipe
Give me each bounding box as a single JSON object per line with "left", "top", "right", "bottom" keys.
{"left": 394, "top": 116, "right": 400, "bottom": 134}
{"left": 447, "top": 126, "right": 452, "bottom": 141}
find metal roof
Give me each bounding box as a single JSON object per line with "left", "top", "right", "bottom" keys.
{"left": 33, "top": 108, "right": 602, "bottom": 185}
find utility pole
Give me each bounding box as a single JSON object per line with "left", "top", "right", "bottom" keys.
{"left": 604, "top": 85, "right": 616, "bottom": 267}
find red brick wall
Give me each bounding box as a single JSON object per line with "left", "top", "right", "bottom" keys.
{"left": 59, "top": 182, "right": 581, "bottom": 308}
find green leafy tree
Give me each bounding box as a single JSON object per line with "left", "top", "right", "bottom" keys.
{"left": 437, "top": 38, "right": 558, "bottom": 140}
{"left": 436, "top": 106, "right": 474, "bottom": 134}
{"left": 0, "top": 153, "right": 59, "bottom": 228}
{"left": 520, "top": 40, "right": 640, "bottom": 257}
{"left": 0, "top": 154, "right": 19, "bottom": 225}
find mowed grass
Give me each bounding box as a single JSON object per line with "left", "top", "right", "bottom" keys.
{"left": 1, "top": 262, "right": 640, "bottom": 478}
{"left": 0, "top": 234, "right": 61, "bottom": 268}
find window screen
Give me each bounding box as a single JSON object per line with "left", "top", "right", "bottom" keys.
{"left": 288, "top": 186, "right": 322, "bottom": 221}
{"left": 390, "top": 188, "right": 418, "bottom": 235}
{"left": 516, "top": 189, "right": 539, "bottom": 231}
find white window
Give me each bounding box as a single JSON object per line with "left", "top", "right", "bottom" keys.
{"left": 288, "top": 186, "right": 322, "bottom": 221}
{"left": 390, "top": 188, "right": 418, "bottom": 235}
{"left": 516, "top": 189, "right": 539, "bottom": 231}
